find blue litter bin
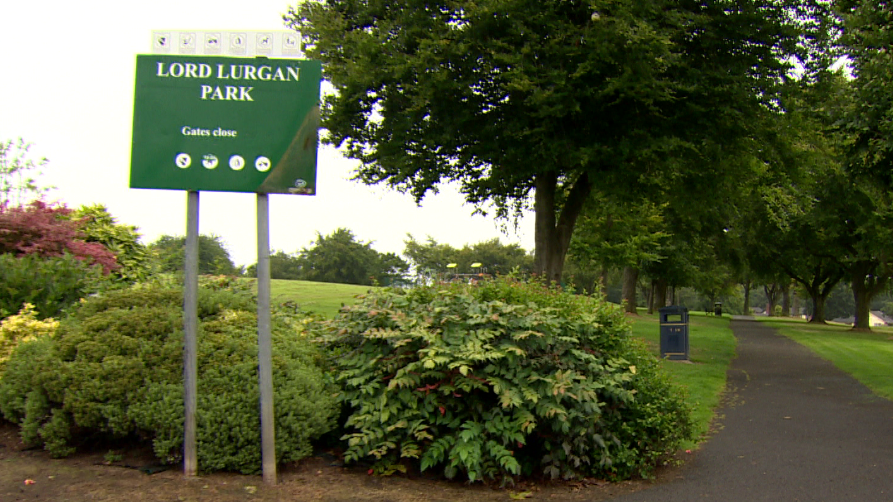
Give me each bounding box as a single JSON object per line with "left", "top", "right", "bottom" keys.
{"left": 659, "top": 306, "right": 689, "bottom": 360}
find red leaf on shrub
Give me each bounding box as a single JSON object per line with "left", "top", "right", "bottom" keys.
{"left": 0, "top": 201, "right": 119, "bottom": 273}
{"left": 439, "top": 406, "right": 446, "bottom": 416}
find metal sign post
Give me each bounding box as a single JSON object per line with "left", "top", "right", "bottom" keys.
{"left": 183, "top": 190, "right": 199, "bottom": 476}
{"left": 256, "top": 193, "right": 276, "bottom": 484}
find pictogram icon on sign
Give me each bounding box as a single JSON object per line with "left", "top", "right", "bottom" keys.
{"left": 202, "top": 154, "right": 219, "bottom": 169}
{"left": 255, "top": 156, "right": 271, "bottom": 172}
{"left": 229, "top": 155, "right": 245, "bottom": 171}
{"left": 175, "top": 153, "right": 192, "bottom": 169}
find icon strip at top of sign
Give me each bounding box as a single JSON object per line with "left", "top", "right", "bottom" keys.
{"left": 151, "top": 31, "right": 302, "bottom": 58}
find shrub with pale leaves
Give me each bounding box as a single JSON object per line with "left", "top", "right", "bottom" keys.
{"left": 0, "top": 303, "right": 58, "bottom": 373}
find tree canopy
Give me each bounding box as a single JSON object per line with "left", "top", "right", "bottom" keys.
{"left": 403, "top": 235, "right": 533, "bottom": 282}
{"left": 149, "top": 234, "right": 240, "bottom": 276}
{"left": 290, "top": 0, "right": 833, "bottom": 282}
{"left": 297, "top": 228, "right": 408, "bottom": 286}
{"left": 0, "top": 138, "right": 51, "bottom": 207}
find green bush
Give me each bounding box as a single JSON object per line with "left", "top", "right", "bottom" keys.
{"left": 0, "top": 253, "right": 106, "bottom": 319}
{"left": 0, "top": 284, "right": 338, "bottom": 473}
{"left": 67, "top": 204, "right": 156, "bottom": 284}
{"left": 312, "top": 277, "right": 693, "bottom": 482}
{"left": 0, "top": 303, "right": 59, "bottom": 373}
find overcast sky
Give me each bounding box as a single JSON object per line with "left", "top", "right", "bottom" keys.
{"left": 0, "top": 0, "right": 535, "bottom": 268}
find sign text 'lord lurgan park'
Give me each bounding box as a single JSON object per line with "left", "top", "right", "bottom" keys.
{"left": 130, "top": 55, "right": 321, "bottom": 195}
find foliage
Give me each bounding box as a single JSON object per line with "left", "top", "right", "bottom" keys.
{"left": 839, "top": 0, "right": 893, "bottom": 186}
{"left": 246, "top": 250, "right": 304, "bottom": 280}
{"left": 566, "top": 195, "right": 668, "bottom": 297}
{"left": 310, "top": 277, "right": 693, "bottom": 482}
{"left": 0, "top": 303, "right": 58, "bottom": 373}
{"left": 0, "top": 284, "right": 339, "bottom": 473}
{"left": 149, "top": 233, "right": 240, "bottom": 276}
{"left": 67, "top": 204, "right": 154, "bottom": 284}
{"left": 569, "top": 198, "right": 667, "bottom": 273}
{"left": 0, "top": 200, "right": 118, "bottom": 273}
{"left": 403, "top": 235, "right": 533, "bottom": 283}
{"left": 0, "top": 138, "right": 52, "bottom": 206}
{"left": 296, "top": 228, "right": 408, "bottom": 286}
{"left": 0, "top": 253, "right": 106, "bottom": 320}
{"left": 290, "top": 0, "right": 834, "bottom": 281}
{"left": 834, "top": 3, "right": 893, "bottom": 328}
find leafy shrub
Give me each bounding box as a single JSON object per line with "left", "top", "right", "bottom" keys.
{"left": 0, "top": 253, "right": 106, "bottom": 319}
{"left": 0, "top": 200, "right": 118, "bottom": 273}
{"left": 0, "top": 303, "right": 58, "bottom": 373}
{"left": 0, "top": 284, "right": 339, "bottom": 473}
{"left": 67, "top": 204, "right": 155, "bottom": 284}
{"left": 312, "top": 277, "right": 693, "bottom": 482}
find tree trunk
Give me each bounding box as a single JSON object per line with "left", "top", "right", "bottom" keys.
{"left": 621, "top": 266, "right": 639, "bottom": 314}
{"left": 599, "top": 267, "right": 609, "bottom": 296}
{"left": 781, "top": 282, "right": 791, "bottom": 317}
{"left": 851, "top": 260, "right": 888, "bottom": 331}
{"left": 646, "top": 281, "right": 655, "bottom": 314}
{"left": 742, "top": 279, "right": 751, "bottom": 314}
{"left": 810, "top": 293, "right": 828, "bottom": 324}
{"left": 653, "top": 278, "right": 668, "bottom": 310}
{"left": 781, "top": 264, "right": 843, "bottom": 324}
{"left": 533, "top": 172, "right": 593, "bottom": 283}
{"left": 764, "top": 283, "right": 781, "bottom": 316}
{"left": 852, "top": 280, "right": 871, "bottom": 330}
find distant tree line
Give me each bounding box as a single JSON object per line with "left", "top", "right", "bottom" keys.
{"left": 246, "top": 228, "right": 408, "bottom": 286}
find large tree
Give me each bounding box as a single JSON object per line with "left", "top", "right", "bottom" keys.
{"left": 290, "top": 0, "right": 829, "bottom": 282}
{"left": 246, "top": 251, "right": 304, "bottom": 280}
{"left": 567, "top": 195, "right": 667, "bottom": 309}
{"left": 150, "top": 234, "right": 240, "bottom": 276}
{"left": 403, "top": 235, "right": 532, "bottom": 282}
{"left": 298, "top": 228, "right": 408, "bottom": 286}
{"left": 839, "top": 0, "right": 893, "bottom": 185}
{"left": 837, "top": 1, "right": 893, "bottom": 329}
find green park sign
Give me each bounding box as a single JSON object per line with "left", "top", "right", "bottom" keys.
{"left": 130, "top": 55, "right": 321, "bottom": 194}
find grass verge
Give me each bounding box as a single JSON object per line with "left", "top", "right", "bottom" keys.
{"left": 265, "top": 279, "right": 374, "bottom": 318}
{"left": 759, "top": 317, "right": 893, "bottom": 400}
{"left": 627, "top": 311, "right": 737, "bottom": 450}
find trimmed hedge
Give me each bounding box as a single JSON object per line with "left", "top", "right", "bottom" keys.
{"left": 0, "top": 284, "right": 338, "bottom": 474}
{"left": 312, "top": 277, "right": 693, "bottom": 482}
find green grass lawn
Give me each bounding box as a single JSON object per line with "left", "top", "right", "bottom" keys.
{"left": 628, "top": 311, "right": 737, "bottom": 449}
{"left": 263, "top": 279, "right": 375, "bottom": 318}
{"left": 759, "top": 317, "right": 893, "bottom": 400}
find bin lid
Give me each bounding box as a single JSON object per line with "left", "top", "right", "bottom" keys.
{"left": 658, "top": 306, "right": 688, "bottom": 314}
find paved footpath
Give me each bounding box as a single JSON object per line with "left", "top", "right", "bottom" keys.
{"left": 611, "top": 318, "right": 893, "bottom": 501}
